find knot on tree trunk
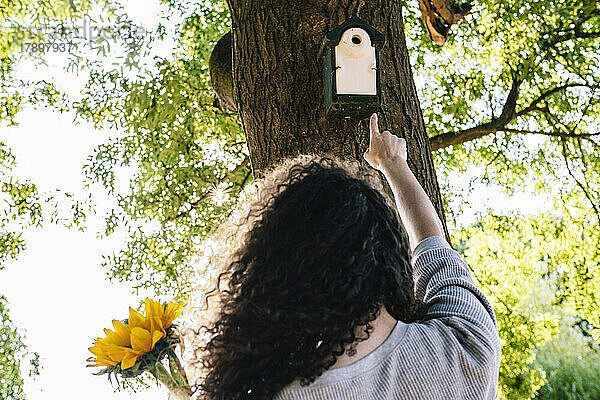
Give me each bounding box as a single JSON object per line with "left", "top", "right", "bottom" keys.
{"left": 208, "top": 31, "right": 236, "bottom": 111}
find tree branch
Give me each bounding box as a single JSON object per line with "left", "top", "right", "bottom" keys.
{"left": 430, "top": 127, "right": 599, "bottom": 150}
{"left": 169, "top": 156, "right": 250, "bottom": 220}
{"left": 543, "top": 30, "right": 600, "bottom": 49}
{"left": 516, "top": 84, "right": 591, "bottom": 117}
{"left": 431, "top": 7, "right": 600, "bottom": 150}
{"left": 540, "top": 6, "right": 600, "bottom": 50}
{"left": 430, "top": 82, "right": 598, "bottom": 150}
{"left": 223, "top": 169, "right": 253, "bottom": 221}
{"left": 429, "top": 77, "right": 521, "bottom": 149}
{"left": 502, "top": 129, "right": 600, "bottom": 139}
{"left": 216, "top": 156, "right": 251, "bottom": 187}
{"left": 560, "top": 139, "right": 600, "bottom": 225}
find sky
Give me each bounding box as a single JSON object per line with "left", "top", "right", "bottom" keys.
{"left": 0, "top": 2, "right": 554, "bottom": 400}
{"left": 0, "top": 1, "right": 176, "bottom": 399}
{"left": 0, "top": 110, "right": 169, "bottom": 399}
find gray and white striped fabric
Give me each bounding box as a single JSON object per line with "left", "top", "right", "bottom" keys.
{"left": 274, "top": 235, "right": 502, "bottom": 400}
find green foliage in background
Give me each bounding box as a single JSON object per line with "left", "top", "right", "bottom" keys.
{"left": 0, "top": 141, "right": 42, "bottom": 263}
{"left": 0, "top": 142, "right": 42, "bottom": 400}
{"left": 0, "top": 138, "right": 41, "bottom": 399}
{"left": 0, "top": 144, "right": 89, "bottom": 398}
{"left": 71, "top": 1, "right": 250, "bottom": 298}
{"left": 402, "top": 2, "right": 600, "bottom": 395}
{"left": 0, "top": 295, "right": 39, "bottom": 400}
{"left": 1, "top": 0, "right": 599, "bottom": 399}
{"left": 0, "top": 0, "right": 95, "bottom": 124}
{"left": 453, "top": 212, "right": 600, "bottom": 398}
{"left": 533, "top": 317, "right": 600, "bottom": 400}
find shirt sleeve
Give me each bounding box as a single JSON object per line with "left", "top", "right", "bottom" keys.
{"left": 411, "top": 235, "right": 501, "bottom": 356}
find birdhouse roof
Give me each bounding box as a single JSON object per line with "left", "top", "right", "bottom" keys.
{"left": 318, "top": 16, "right": 386, "bottom": 59}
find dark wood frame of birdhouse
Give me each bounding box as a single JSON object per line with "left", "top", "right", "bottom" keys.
{"left": 318, "top": 16, "right": 386, "bottom": 118}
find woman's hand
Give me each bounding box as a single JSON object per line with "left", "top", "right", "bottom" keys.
{"left": 363, "top": 113, "right": 407, "bottom": 172}
{"left": 363, "top": 113, "right": 444, "bottom": 249}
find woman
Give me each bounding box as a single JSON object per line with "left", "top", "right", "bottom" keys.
{"left": 193, "top": 114, "right": 501, "bottom": 399}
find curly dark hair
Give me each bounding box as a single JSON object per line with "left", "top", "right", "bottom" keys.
{"left": 193, "top": 154, "right": 426, "bottom": 400}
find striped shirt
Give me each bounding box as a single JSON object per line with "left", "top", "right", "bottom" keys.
{"left": 274, "top": 235, "right": 502, "bottom": 400}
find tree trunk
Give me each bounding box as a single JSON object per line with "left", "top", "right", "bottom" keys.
{"left": 225, "top": 0, "right": 449, "bottom": 240}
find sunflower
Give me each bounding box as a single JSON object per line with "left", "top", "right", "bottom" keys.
{"left": 87, "top": 298, "right": 184, "bottom": 370}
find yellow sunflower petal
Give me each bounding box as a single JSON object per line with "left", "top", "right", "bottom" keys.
{"left": 86, "top": 355, "right": 112, "bottom": 367}
{"left": 88, "top": 343, "right": 105, "bottom": 357}
{"left": 130, "top": 327, "right": 153, "bottom": 354}
{"left": 151, "top": 329, "right": 165, "bottom": 349}
{"left": 145, "top": 298, "right": 164, "bottom": 320}
{"left": 96, "top": 336, "right": 111, "bottom": 346}
{"left": 163, "top": 301, "right": 184, "bottom": 328}
{"left": 100, "top": 320, "right": 131, "bottom": 348}
{"left": 87, "top": 355, "right": 117, "bottom": 367}
{"left": 105, "top": 344, "right": 131, "bottom": 362}
{"left": 89, "top": 341, "right": 112, "bottom": 356}
{"left": 128, "top": 307, "right": 148, "bottom": 330}
{"left": 111, "top": 320, "right": 131, "bottom": 347}
{"left": 88, "top": 342, "right": 125, "bottom": 367}
{"left": 164, "top": 302, "right": 175, "bottom": 319}
{"left": 120, "top": 350, "right": 139, "bottom": 370}
{"left": 145, "top": 298, "right": 169, "bottom": 335}
{"left": 148, "top": 316, "right": 165, "bottom": 336}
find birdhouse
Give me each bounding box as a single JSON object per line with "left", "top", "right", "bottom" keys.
{"left": 318, "top": 16, "right": 386, "bottom": 118}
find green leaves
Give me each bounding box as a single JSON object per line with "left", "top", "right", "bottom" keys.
{"left": 408, "top": 0, "right": 600, "bottom": 160}
{"left": 0, "top": 141, "right": 40, "bottom": 269}
{"left": 0, "top": 1, "right": 598, "bottom": 399}
{"left": 0, "top": 295, "right": 39, "bottom": 400}
{"left": 453, "top": 211, "right": 600, "bottom": 398}
{"left": 534, "top": 318, "right": 600, "bottom": 400}
{"left": 421, "top": 14, "right": 600, "bottom": 392}
{"left": 68, "top": 1, "right": 251, "bottom": 298}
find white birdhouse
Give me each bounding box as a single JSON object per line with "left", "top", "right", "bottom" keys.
{"left": 318, "top": 16, "right": 386, "bottom": 117}
{"left": 335, "top": 27, "right": 377, "bottom": 95}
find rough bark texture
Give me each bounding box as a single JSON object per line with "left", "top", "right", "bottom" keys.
{"left": 225, "top": 0, "right": 449, "bottom": 240}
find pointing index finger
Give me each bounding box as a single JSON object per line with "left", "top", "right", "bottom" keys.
{"left": 370, "top": 113, "right": 380, "bottom": 136}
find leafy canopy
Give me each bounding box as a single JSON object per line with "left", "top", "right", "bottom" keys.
{"left": 1, "top": 0, "right": 599, "bottom": 399}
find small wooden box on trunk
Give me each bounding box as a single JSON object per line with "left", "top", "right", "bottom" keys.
{"left": 318, "top": 16, "right": 386, "bottom": 118}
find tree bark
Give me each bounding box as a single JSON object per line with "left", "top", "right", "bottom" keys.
{"left": 225, "top": 0, "right": 449, "bottom": 240}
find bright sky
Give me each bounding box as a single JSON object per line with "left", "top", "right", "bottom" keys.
{"left": 0, "top": 1, "right": 176, "bottom": 399}
{"left": 0, "top": 109, "right": 169, "bottom": 399}
{"left": 0, "top": 2, "right": 552, "bottom": 400}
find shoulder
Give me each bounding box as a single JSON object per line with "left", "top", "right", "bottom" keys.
{"left": 405, "top": 317, "right": 501, "bottom": 372}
